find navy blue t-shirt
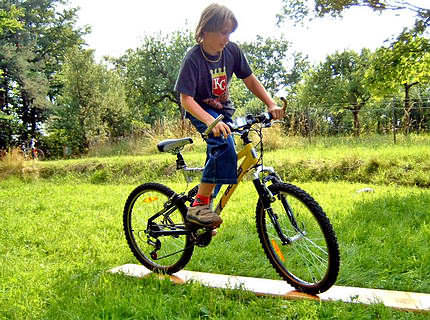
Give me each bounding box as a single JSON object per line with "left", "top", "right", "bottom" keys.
{"left": 175, "top": 42, "right": 252, "bottom": 117}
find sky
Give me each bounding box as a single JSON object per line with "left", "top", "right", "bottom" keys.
{"left": 68, "top": 0, "right": 426, "bottom": 64}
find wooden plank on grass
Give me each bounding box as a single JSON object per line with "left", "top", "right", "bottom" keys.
{"left": 109, "top": 264, "right": 430, "bottom": 312}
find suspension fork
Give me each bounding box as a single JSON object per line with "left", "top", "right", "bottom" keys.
{"left": 252, "top": 165, "right": 280, "bottom": 206}
{"left": 253, "top": 167, "right": 289, "bottom": 244}
{"left": 253, "top": 180, "right": 291, "bottom": 245}
{"left": 253, "top": 166, "right": 302, "bottom": 245}
{"left": 279, "top": 193, "right": 302, "bottom": 233}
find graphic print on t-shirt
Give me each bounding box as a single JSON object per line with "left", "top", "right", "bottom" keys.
{"left": 211, "top": 67, "right": 227, "bottom": 96}
{"left": 203, "top": 67, "right": 229, "bottom": 110}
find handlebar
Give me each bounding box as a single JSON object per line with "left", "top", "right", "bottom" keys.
{"left": 201, "top": 112, "right": 274, "bottom": 139}
{"left": 229, "top": 112, "right": 272, "bottom": 132}
{"left": 202, "top": 114, "right": 224, "bottom": 138}
{"left": 202, "top": 97, "right": 287, "bottom": 138}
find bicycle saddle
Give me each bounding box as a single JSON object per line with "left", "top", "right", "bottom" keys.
{"left": 157, "top": 137, "right": 193, "bottom": 153}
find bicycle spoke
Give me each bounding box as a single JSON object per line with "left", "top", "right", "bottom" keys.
{"left": 123, "top": 183, "right": 194, "bottom": 273}
{"left": 291, "top": 244, "right": 325, "bottom": 281}
{"left": 257, "top": 183, "right": 339, "bottom": 294}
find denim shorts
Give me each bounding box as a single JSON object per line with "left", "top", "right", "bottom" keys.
{"left": 187, "top": 108, "right": 238, "bottom": 186}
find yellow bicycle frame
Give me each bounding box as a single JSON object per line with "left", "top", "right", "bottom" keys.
{"left": 215, "top": 142, "right": 259, "bottom": 214}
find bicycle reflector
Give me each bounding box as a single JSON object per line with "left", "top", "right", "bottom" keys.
{"left": 271, "top": 239, "right": 285, "bottom": 262}
{"left": 143, "top": 196, "right": 158, "bottom": 203}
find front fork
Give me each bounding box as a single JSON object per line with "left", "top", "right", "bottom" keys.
{"left": 253, "top": 166, "right": 301, "bottom": 245}
{"left": 252, "top": 165, "right": 281, "bottom": 207}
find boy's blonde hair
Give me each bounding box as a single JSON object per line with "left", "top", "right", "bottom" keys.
{"left": 195, "top": 3, "right": 238, "bottom": 43}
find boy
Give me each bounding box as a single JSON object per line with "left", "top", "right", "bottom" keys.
{"left": 175, "top": 3, "right": 284, "bottom": 228}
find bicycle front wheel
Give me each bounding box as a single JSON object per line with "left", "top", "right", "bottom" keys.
{"left": 123, "top": 183, "right": 194, "bottom": 274}
{"left": 256, "top": 183, "right": 340, "bottom": 294}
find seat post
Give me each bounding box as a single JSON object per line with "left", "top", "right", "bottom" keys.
{"left": 176, "top": 153, "right": 186, "bottom": 170}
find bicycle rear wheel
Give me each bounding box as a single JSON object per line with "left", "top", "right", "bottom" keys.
{"left": 123, "top": 183, "right": 194, "bottom": 274}
{"left": 256, "top": 183, "right": 340, "bottom": 294}
{"left": 33, "top": 148, "right": 45, "bottom": 160}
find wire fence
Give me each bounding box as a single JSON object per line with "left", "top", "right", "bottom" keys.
{"left": 282, "top": 98, "right": 430, "bottom": 143}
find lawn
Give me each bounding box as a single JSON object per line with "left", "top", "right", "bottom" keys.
{"left": 0, "top": 175, "right": 429, "bottom": 319}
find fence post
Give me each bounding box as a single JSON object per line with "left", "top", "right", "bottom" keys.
{"left": 392, "top": 98, "right": 397, "bottom": 144}
{"left": 306, "top": 105, "right": 311, "bottom": 144}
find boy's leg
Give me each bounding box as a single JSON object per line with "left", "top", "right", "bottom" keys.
{"left": 194, "top": 183, "right": 215, "bottom": 204}
{"left": 187, "top": 182, "right": 222, "bottom": 227}
{"left": 185, "top": 110, "right": 235, "bottom": 228}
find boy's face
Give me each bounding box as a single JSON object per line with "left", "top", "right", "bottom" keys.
{"left": 203, "top": 20, "right": 234, "bottom": 54}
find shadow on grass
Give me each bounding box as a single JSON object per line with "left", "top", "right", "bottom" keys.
{"left": 335, "top": 191, "right": 430, "bottom": 293}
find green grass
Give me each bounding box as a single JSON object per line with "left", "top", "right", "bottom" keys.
{"left": 10, "top": 133, "right": 428, "bottom": 188}
{"left": 1, "top": 134, "right": 429, "bottom": 319}
{"left": 0, "top": 177, "right": 429, "bottom": 319}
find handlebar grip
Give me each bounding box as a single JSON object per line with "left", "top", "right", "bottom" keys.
{"left": 203, "top": 114, "right": 224, "bottom": 138}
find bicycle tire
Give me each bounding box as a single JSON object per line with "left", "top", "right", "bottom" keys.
{"left": 123, "top": 182, "right": 194, "bottom": 274}
{"left": 34, "top": 148, "right": 45, "bottom": 160}
{"left": 256, "top": 183, "right": 340, "bottom": 294}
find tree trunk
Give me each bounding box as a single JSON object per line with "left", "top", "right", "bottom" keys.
{"left": 347, "top": 101, "right": 365, "bottom": 137}
{"left": 403, "top": 82, "right": 419, "bottom": 135}
{"left": 21, "top": 91, "right": 31, "bottom": 141}
{"left": 352, "top": 110, "right": 360, "bottom": 137}
{"left": 0, "top": 83, "right": 5, "bottom": 110}
{"left": 177, "top": 102, "right": 186, "bottom": 136}
{"left": 0, "top": 71, "right": 9, "bottom": 111}
{"left": 30, "top": 103, "right": 37, "bottom": 136}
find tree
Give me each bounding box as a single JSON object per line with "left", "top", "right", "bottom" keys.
{"left": 0, "top": 5, "right": 23, "bottom": 35}
{"left": 240, "top": 35, "right": 309, "bottom": 95}
{"left": 0, "top": 4, "right": 23, "bottom": 147}
{"left": 278, "top": 0, "right": 430, "bottom": 33}
{"left": 49, "top": 47, "right": 129, "bottom": 152}
{"left": 0, "top": 42, "right": 48, "bottom": 147}
{"left": 114, "top": 29, "right": 308, "bottom": 129}
{"left": 114, "top": 30, "right": 195, "bottom": 125}
{"left": 0, "top": 0, "right": 87, "bottom": 148}
{"left": 366, "top": 33, "right": 430, "bottom": 133}
{"left": 297, "top": 49, "right": 372, "bottom": 136}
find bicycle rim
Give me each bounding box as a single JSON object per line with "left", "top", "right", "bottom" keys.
{"left": 123, "top": 183, "right": 194, "bottom": 274}
{"left": 35, "top": 149, "right": 45, "bottom": 160}
{"left": 256, "top": 183, "right": 339, "bottom": 294}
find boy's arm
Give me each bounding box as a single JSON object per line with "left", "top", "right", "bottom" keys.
{"left": 180, "top": 93, "right": 231, "bottom": 138}
{"left": 242, "top": 74, "right": 284, "bottom": 120}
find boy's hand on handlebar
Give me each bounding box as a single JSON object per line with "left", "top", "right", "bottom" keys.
{"left": 268, "top": 105, "right": 285, "bottom": 120}
{"left": 213, "top": 121, "right": 231, "bottom": 138}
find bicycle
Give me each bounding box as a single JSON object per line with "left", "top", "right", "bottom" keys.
{"left": 123, "top": 108, "right": 340, "bottom": 294}
{"left": 21, "top": 139, "right": 45, "bottom": 161}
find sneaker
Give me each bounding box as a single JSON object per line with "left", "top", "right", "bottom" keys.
{"left": 186, "top": 204, "right": 223, "bottom": 228}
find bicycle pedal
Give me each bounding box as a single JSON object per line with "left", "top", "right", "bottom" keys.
{"left": 194, "top": 228, "right": 214, "bottom": 247}
{"left": 185, "top": 221, "right": 204, "bottom": 231}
